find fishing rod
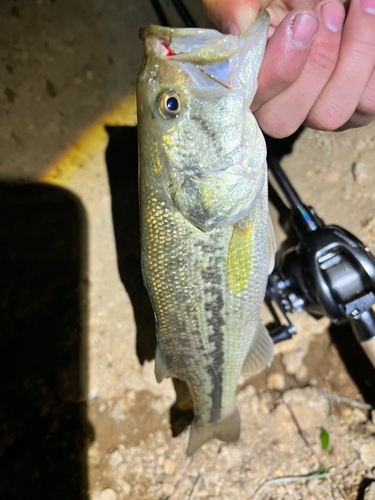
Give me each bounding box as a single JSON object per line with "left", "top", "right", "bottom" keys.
{"left": 148, "top": 0, "right": 375, "bottom": 368}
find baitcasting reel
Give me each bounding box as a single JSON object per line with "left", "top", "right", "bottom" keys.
{"left": 266, "top": 153, "right": 375, "bottom": 368}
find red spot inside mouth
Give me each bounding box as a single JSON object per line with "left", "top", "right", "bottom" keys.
{"left": 161, "top": 42, "right": 175, "bottom": 57}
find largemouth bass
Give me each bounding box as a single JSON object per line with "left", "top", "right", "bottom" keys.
{"left": 137, "top": 11, "right": 275, "bottom": 455}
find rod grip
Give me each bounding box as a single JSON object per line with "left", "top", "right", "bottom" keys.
{"left": 360, "top": 338, "right": 375, "bottom": 369}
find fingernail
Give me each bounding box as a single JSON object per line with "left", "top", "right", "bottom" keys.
{"left": 291, "top": 13, "right": 319, "bottom": 48}
{"left": 362, "top": 0, "right": 375, "bottom": 14}
{"left": 322, "top": 2, "right": 345, "bottom": 32}
{"left": 225, "top": 21, "right": 240, "bottom": 35}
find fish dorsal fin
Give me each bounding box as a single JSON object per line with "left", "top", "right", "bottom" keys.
{"left": 155, "top": 345, "right": 171, "bottom": 383}
{"left": 187, "top": 407, "right": 241, "bottom": 456}
{"left": 241, "top": 321, "right": 274, "bottom": 377}
{"left": 268, "top": 214, "right": 276, "bottom": 274}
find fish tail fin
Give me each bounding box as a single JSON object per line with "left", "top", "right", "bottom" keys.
{"left": 241, "top": 321, "right": 274, "bottom": 378}
{"left": 186, "top": 408, "right": 241, "bottom": 456}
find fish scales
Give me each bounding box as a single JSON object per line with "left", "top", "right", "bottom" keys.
{"left": 137, "top": 11, "right": 275, "bottom": 455}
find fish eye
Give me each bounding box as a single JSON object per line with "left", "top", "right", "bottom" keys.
{"left": 158, "top": 91, "right": 180, "bottom": 119}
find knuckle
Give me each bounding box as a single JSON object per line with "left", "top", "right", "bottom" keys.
{"left": 308, "top": 46, "right": 338, "bottom": 73}
{"left": 349, "top": 34, "right": 375, "bottom": 60}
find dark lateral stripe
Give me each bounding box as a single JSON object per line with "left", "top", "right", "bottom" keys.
{"left": 202, "top": 257, "right": 225, "bottom": 423}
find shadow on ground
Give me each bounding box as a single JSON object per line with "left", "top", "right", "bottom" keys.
{"left": 0, "top": 183, "right": 92, "bottom": 499}
{"left": 329, "top": 323, "right": 375, "bottom": 407}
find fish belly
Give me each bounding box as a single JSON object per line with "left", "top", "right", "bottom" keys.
{"left": 140, "top": 169, "right": 269, "bottom": 441}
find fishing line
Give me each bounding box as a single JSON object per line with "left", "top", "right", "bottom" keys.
{"left": 170, "top": 0, "right": 197, "bottom": 27}
{"left": 148, "top": 0, "right": 197, "bottom": 28}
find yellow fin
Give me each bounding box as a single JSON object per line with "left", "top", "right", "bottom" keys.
{"left": 227, "top": 221, "right": 254, "bottom": 296}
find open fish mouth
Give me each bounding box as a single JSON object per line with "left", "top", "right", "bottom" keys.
{"left": 139, "top": 11, "right": 270, "bottom": 92}
{"left": 139, "top": 11, "right": 269, "bottom": 62}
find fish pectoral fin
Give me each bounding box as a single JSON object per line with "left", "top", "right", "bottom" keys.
{"left": 268, "top": 213, "right": 276, "bottom": 274}
{"left": 187, "top": 408, "right": 241, "bottom": 456}
{"left": 241, "top": 321, "right": 274, "bottom": 377}
{"left": 155, "top": 346, "right": 171, "bottom": 383}
{"left": 227, "top": 220, "right": 254, "bottom": 296}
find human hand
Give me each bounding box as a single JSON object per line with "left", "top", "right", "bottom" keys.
{"left": 202, "top": 0, "right": 375, "bottom": 138}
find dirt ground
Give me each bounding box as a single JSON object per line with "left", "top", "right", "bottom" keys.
{"left": 85, "top": 125, "right": 375, "bottom": 500}
{"left": 1, "top": 0, "right": 375, "bottom": 499}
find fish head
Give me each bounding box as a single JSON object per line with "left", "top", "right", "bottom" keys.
{"left": 137, "top": 12, "right": 269, "bottom": 231}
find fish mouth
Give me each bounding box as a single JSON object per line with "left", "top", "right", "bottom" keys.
{"left": 139, "top": 11, "right": 270, "bottom": 64}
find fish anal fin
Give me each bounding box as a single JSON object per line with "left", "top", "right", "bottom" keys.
{"left": 155, "top": 345, "right": 171, "bottom": 383}
{"left": 241, "top": 321, "right": 274, "bottom": 377}
{"left": 186, "top": 408, "right": 241, "bottom": 456}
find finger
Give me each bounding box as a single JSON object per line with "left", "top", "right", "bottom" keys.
{"left": 336, "top": 67, "right": 375, "bottom": 129}
{"left": 252, "top": 11, "right": 320, "bottom": 111}
{"left": 357, "top": 65, "right": 375, "bottom": 116}
{"left": 255, "top": 1, "right": 345, "bottom": 138}
{"left": 306, "top": 0, "right": 375, "bottom": 130}
{"left": 202, "top": 0, "right": 270, "bottom": 34}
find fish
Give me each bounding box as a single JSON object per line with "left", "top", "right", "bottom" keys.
{"left": 136, "top": 11, "right": 275, "bottom": 455}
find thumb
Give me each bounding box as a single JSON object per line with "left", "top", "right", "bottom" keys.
{"left": 202, "top": 0, "right": 262, "bottom": 34}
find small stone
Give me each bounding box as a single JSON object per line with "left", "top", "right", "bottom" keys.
{"left": 272, "top": 467, "right": 284, "bottom": 477}
{"left": 160, "top": 483, "right": 174, "bottom": 495}
{"left": 100, "top": 488, "right": 117, "bottom": 500}
{"left": 359, "top": 439, "right": 375, "bottom": 468}
{"left": 267, "top": 373, "right": 286, "bottom": 390}
{"left": 98, "top": 403, "right": 106, "bottom": 413}
{"left": 295, "top": 365, "right": 309, "bottom": 383}
{"left": 325, "top": 171, "right": 339, "bottom": 183}
{"left": 109, "top": 450, "right": 123, "bottom": 468}
{"left": 163, "top": 458, "right": 176, "bottom": 475}
{"left": 89, "top": 388, "right": 99, "bottom": 399}
{"left": 364, "top": 482, "right": 375, "bottom": 500}
{"left": 352, "top": 162, "right": 369, "bottom": 185}
{"left": 356, "top": 139, "right": 367, "bottom": 151}
{"left": 122, "top": 481, "right": 131, "bottom": 495}
{"left": 307, "top": 480, "right": 319, "bottom": 492}
{"left": 282, "top": 349, "right": 305, "bottom": 376}
{"left": 351, "top": 408, "right": 368, "bottom": 425}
